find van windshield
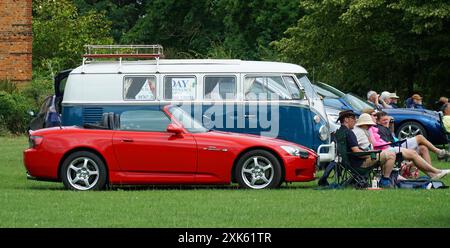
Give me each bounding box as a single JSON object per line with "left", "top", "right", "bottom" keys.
{"left": 168, "top": 106, "right": 208, "bottom": 133}
{"left": 296, "top": 74, "right": 319, "bottom": 100}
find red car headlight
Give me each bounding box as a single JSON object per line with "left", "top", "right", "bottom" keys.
{"left": 280, "top": 145, "right": 310, "bottom": 159}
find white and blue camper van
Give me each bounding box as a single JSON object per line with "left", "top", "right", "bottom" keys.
{"left": 32, "top": 45, "right": 334, "bottom": 163}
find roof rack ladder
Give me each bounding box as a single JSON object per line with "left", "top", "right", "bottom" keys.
{"left": 82, "top": 44, "right": 164, "bottom": 66}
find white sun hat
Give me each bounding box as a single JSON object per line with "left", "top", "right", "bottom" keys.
{"left": 356, "top": 113, "right": 376, "bottom": 126}
{"left": 390, "top": 92, "right": 400, "bottom": 99}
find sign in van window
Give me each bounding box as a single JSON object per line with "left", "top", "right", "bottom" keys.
{"left": 123, "top": 76, "right": 156, "bottom": 100}
{"left": 164, "top": 76, "right": 196, "bottom": 100}
{"left": 204, "top": 76, "right": 236, "bottom": 100}
{"left": 244, "top": 76, "right": 292, "bottom": 100}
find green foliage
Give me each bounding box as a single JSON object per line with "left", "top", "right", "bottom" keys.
{"left": 33, "top": 0, "right": 114, "bottom": 73}
{"left": 274, "top": 0, "right": 450, "bottom": 103}
{"left": 73, "top": 0, "right": 145, "bottom": 42}
{"left": 0, "top": 80, "right": 18, "bottom": 94}
{"left": 21, "top": 70, "right": 54, "bottom": 109}
{"left": 0, "top": 92, "right": 32, "bottom": 135}
{"left": 0, "top": 71, "right": 53, "bottom": 135}
{"left": 120, "top": 0, "right": 301, "bottom": 60}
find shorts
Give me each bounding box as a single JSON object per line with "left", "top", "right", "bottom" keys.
{"left": 400, "top": 137, "right": 418, "bottom": 151}
{"left": 386, "top": 146, "right": 401, "bottom": 154}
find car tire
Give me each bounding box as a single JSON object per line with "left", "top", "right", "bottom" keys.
{"left": 61, "top": 151, "right": 107, "bottom": 191}
{"left": 396, "top": 121, "right": 427, "bottom": 140}
{"left": 235, "top": 149, "right": 282, "bottom": 189}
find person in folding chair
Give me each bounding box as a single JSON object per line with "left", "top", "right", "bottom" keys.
{"left": 377, "top": 111, "right": 450, "bottom": 162}
{"left": 334, "top": 110, "right": 395, "bottom": 188}
{"left": 352, "top": 113, "right": 397, "bottom": 187}
{"left": 369, "top": 111, "right": 450, "bottom": 180}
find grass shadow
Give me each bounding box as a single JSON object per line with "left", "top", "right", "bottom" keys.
{"left": 22, "top": 182, "right": 319, "bottom": 191}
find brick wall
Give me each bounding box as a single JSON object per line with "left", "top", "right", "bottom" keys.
{"left": 0, "top": 0, "right": 32, "bottom": 84}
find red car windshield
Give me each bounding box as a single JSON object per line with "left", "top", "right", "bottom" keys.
{"left": 168, "top": 106, "right": 209, "bottom": 133}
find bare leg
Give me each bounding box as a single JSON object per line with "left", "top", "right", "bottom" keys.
{"left": 418, "top": 145, "right": 431, "bottom": 164}
{"left": 400, "top": 148, "right": 441, "bottom": 177}
{"left": 380, "top": 150, "right": 395, "bottom": 178}
{"left": 415, "top": 135, "right": 442, "bottom": 154}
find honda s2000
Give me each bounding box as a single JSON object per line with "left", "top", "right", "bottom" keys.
{"left": 24, "top": 105, "right": 318, "bottom": 190}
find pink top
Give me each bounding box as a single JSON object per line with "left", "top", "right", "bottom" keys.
{"left": 368, "top": 126, "right": 390, "bottom": 149}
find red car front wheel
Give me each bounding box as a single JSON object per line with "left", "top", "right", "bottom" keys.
{"left": 235, "top": 150, "right": 282, "bottom": 189}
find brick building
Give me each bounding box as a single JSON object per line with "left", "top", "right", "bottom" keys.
{"left": 0, "top": 0, "right": 32, "bottom": 84}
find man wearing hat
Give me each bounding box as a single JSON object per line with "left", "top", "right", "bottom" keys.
{"left": 410, "top": 94, "right": 424, "bottom": 109}
{"left": 389, "top": 92, "right": 400, "bottom": 108}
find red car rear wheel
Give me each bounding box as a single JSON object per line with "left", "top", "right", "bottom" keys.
{"left": 60, "top": 151, "right": 107, "bottom": 191}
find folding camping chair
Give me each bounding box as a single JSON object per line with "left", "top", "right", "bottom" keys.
{"left": 331, "top": 127, "right": 382, "bottom": 188}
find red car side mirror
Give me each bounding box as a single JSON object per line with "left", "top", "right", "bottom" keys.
{"left": 166, "top": 123, "right": 183, "bottom": 135}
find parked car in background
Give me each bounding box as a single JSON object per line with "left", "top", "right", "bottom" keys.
{"left": 312, "top": 82, "right": 447, "bottom": 145}
{"left": 24, "top": 105, "right": 318, "bottom": 191}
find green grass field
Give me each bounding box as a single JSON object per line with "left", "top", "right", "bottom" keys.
{"left": 1, "top": 136, "right": 449, "bottom": 227}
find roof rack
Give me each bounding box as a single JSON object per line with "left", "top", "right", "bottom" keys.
{"left": 81, "top": 44, "right": 164, "bottom": 72}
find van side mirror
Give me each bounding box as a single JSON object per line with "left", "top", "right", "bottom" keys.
{"left": 167, "top": 123, "right": 183, "bottom": 135}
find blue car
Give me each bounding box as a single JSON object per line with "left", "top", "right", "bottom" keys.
{"left": 313, "top": 82, "right": 447, "bottom": 145}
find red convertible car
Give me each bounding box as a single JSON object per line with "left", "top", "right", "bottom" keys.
{"left": 24, "top": 105, "right": 318, "bottom": 190}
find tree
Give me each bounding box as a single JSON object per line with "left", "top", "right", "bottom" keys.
{"left": 33, "top": 0, "right": 113, "bottom": 74}
{"left": 73, "top": 0, "right": 145, "bottom": 42}
{"left": 121, "top": 0, "right": 301, "bottom": 59}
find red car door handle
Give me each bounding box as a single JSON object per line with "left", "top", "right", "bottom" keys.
{"left": 121, "top": 138, "right": 134, "bottom": 143}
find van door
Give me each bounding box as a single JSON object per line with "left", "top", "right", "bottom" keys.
{"left": 54, "top": 69, "right": 72, "bottom": 113}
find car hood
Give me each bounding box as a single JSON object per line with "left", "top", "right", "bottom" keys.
{"left": 384, "top": 108, "right": 440, "bottom": 120}
{"left": 195, "top": 130, "right": 316, "bottom": 154}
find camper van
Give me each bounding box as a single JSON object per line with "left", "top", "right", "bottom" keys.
{"left": 31, "top": 45, "right": 334, "bottom": 162}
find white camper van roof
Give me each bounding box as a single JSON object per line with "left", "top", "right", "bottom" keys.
{"left": 70, "top": 59, "right": 308, "bottom": 74}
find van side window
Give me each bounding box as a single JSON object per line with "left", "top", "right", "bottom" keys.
{"left": 244, "top": 76, "right": 291, "bottom": 100}
{"left": 119, "top": 110, "right": 170, "bottom": 132}
{"left": 204, "top": 76, "right": 236, "bottom": 100}
{"left": 123, "top": 76, "right": 157, "bottom": 100}
{"left": 164, "top": 76, "right": 196, "bottom": 100}
{"left": 283, "top": 76, "right": 304, "bottom": 99}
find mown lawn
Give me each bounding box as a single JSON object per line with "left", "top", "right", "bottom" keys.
{"left": 0, "top": 136, "right": 449, "bottom": 227}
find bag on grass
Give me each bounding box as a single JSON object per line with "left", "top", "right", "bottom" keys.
{"left": 396, "top": 177, "right": 448, "bottom": 189}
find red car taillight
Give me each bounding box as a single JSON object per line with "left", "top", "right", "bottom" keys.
{"left": 29, "top": 136, "right": 43, "bottom": 149}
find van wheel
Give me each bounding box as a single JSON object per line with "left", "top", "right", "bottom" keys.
{"left": 235, "top": 150, "right": 282, "bottom": 189}
{"left": 61, "top": 151, "right": 107, "bottom": 191}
